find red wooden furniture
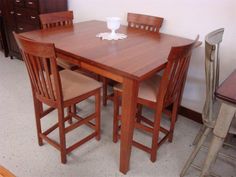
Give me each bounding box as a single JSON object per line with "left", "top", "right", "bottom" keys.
{"left": 14, "top": 32, "right": 101, "bottom": 163}
{"left": 102, "top": 13, "right": 164, "bottom": 106}
{"left": 113, "top": 36, "right": 199, "bottom": 162}
{"left": 20, "top": 20, "right": 199, "bottom": 174}
{"left": 0, "top": 166, "right": 15, "bottom": 177}
{"left": 39, "top": 11, "right": 76, "bottom": 70}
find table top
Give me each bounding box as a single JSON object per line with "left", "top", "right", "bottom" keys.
{"left": 21, "top": 20, "right": 195, "bottom": 81}
{"left": 215, "top": 69, "right": 236, "bottom": 104}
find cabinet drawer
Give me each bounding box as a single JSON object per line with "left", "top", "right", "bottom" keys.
{"left": 14, "top": 0, "right": 24, "bottom": 7}
{"left": 25, "top": 0, "right": 38, "bottom": 9}
{"left": 15, "top": 7, "right": 39, "bottom": 25}
{"left": 15, "top": 7, "right": 27, "bottom": 22}
{"left": 17, "top": 22, "right": 39, "bottom": 33}
{"left": 27, "top": 10, "right": 39, "bottom": 24}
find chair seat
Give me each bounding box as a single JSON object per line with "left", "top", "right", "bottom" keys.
{"left": 114, "top": 74, "right": 162, "bottom": 102}
{"left": 57, "top": 58, "right": 76, "bottom": 70}
{"left": 59, "top": 70, "right": 102, "bottom": 101}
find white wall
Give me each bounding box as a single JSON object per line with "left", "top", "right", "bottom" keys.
{"left": 68, "top": 0, "right": 236, "bottom": 112}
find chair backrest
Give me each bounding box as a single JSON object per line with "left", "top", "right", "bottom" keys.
{"left": 39, "top": 11, "right": 73, "bottom": 29}
{"left": 127, "top": 13, "right": 163, "bottom": 32}
{"left": 157, "top": 36, "right": 199, "bottom": 108}
{"left": 202, "top": 28, "right": 224, "bottom": 123}
{"left": 14, "top": 33, "right": 63, "bottom": 106}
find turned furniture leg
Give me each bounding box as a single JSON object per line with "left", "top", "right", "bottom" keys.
{"left": 119, "top": 78, "right": 138, "bottom": 174}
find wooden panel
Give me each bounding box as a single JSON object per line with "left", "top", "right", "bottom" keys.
{"left": 1, "top": 0, "right": 68, "bottom": 59}
{"left": 15, "top": 7, "right": 39, "bottom": 25}
{"left": 38, "top": 0, "right": 68, "bottom": 14}
{"left": 17, "top": 22, "right": 40, "bottom": 32}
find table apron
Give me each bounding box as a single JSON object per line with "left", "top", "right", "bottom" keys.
{"left": 57, "top": 52, "right": 124, "bottom": 83}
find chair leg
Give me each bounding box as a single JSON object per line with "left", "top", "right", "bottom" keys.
{"left": 193, "top": 125, "right": 207, "bottom": 145}
{"left": 95, "top": 90, "right": 101, "bottom": 140}
{"left": 180, "top": 127, "right": 211, "bottom": 177}
{"left": 67, "top": 106, "right": 73, "bottom": 124}
{"left": 113, "top": 90, "right": 119, "bottom": 143}
{"left": 200, "top": 136, "right": 224, "bottom": 177}
{"left": 33, "top": 95, "right": 43, "bottom": 146}
{"left": 58, "top": 107, "right": 67, "bottom": 164}
{"left": 136, "top": 104, "right": 142, "bottom": 123}
{"left": 150, "top": 107, "right": 163, "bottom": 162}
{"left": 200, "top": 103, "right": 236, "bottom": 177}
{"left": 102, "top": 77, "right": 108, "bottom": 106}
{"left": 168, "top": 100, "right": 179, "bottom": 142}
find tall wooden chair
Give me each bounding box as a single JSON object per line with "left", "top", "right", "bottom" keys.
{"left": 113, "top": 36, "right": 199, "bottom": 162}
{"left": 181, "top": 28, "right": 236, "bottom": 177}
{"left": 39, "top": 11, "right": 76, "bottom": 70}
{"left": 14, "top": 33, "right": 101, "bottom": 163}
{"left": 102, "top": 13, "right": 164, "bottom": 106}
{"left": 127, "top": 12, "right": 164, "bottom": 32}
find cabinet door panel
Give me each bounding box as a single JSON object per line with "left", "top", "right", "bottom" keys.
{"left": 17, "top": 22, "right": 39, "bottom": 32}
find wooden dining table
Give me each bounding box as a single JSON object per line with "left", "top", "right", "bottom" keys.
{"left": 21, "top": 20, "right": 196, "bottom": 174}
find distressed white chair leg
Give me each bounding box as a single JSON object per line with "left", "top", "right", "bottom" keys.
{"left": 200, "top": 103, "right": 236, "bottom": 177}
{"left": 193, "top": 125, "right": 207, "bottom": 145}
{"left": 200, "top": 136, "right": 224, "bottom": 177}
{"left": 180, "top": 127, "right": 211, "bottom": 177}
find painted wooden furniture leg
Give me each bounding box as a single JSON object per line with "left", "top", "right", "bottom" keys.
{"left": 119, "top": 77, "right": 138, "bottom": 174}
{"left": 180, "top": 127, "right": 211, "bottom": 177}
{"left": 193, "top": 125, "right": 207, "bottom": 145}
{"left": 200, "top": 103, "right": 236, "bottom": 177}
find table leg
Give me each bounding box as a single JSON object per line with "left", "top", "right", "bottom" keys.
{"left": 119, "top": 77, "right": 138, "bottom": 174}
{"left": 200, "top": 103, "right": 236, "bottom": 176}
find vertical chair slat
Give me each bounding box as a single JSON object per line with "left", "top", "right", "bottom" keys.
{"left": 42, "top": 58, "right": 55, "bottom": 100}
{"left": 36, "top": 57, "right": 50, "bottom": 98}
{"left": 30, "top": 55, "right": 45, "bottom": 96}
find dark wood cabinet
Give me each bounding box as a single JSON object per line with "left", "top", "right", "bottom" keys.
{"left": 0, "top": 0, "right": 68, "bottom": 59}
{"left": 0, "top": 1, "right": 9, "bottom": 57}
